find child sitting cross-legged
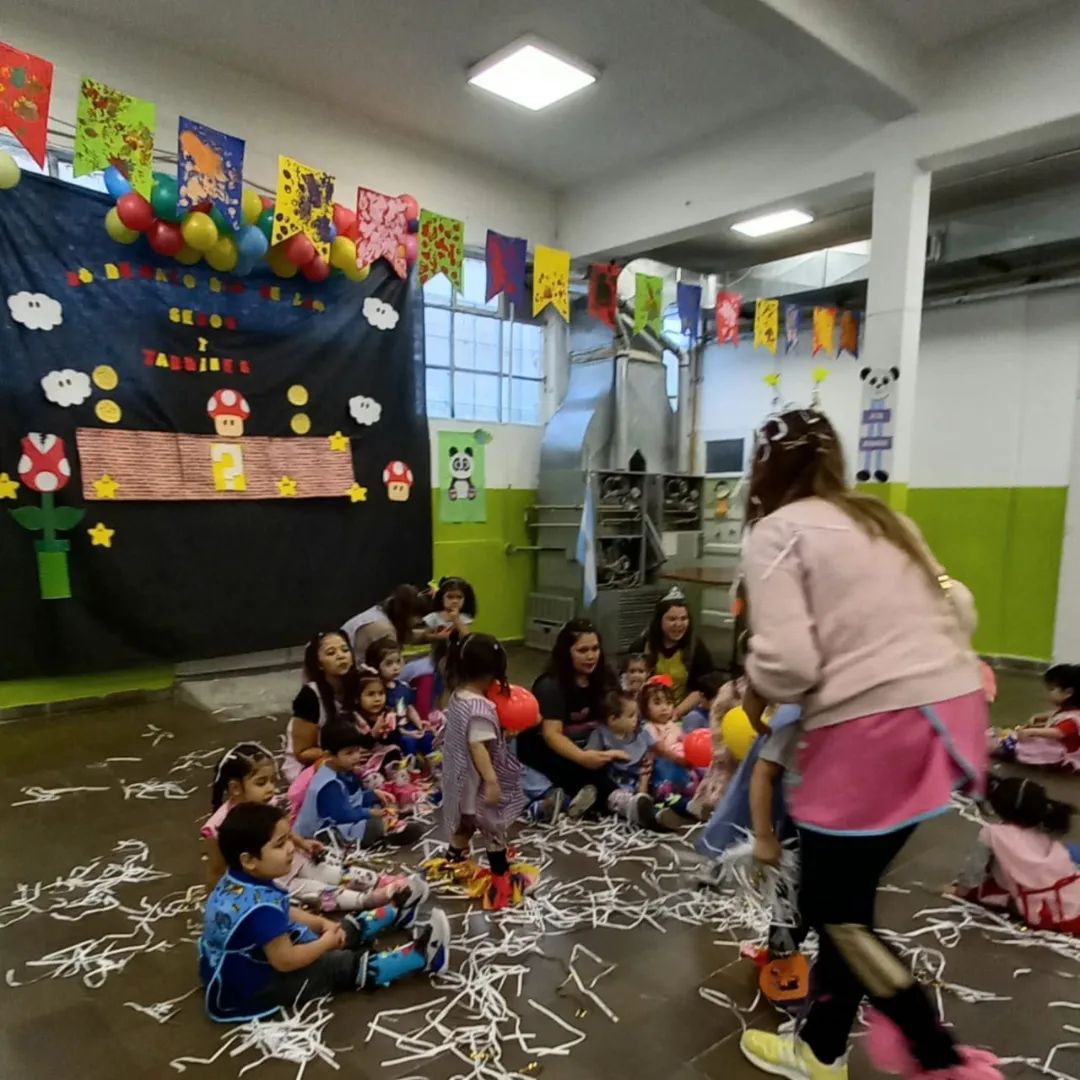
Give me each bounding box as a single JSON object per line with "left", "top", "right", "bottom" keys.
{"left": 199, "top": 802, "right": 450, "bottom": 1022}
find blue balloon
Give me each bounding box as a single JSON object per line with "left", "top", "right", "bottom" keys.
{"left": 236, "top": 224, "right": 269, "bottom": 261}
{"left": 407, "top": 216, "right": 420, "bottom": 234}
{"left": 104, "top": 166, "right": 132, "bottom": 198}
{"left": 327, "top": 224, "right": 337, "bottom": 242}
{"left": 232, "top": 254, "right": 256, "bottom": 278}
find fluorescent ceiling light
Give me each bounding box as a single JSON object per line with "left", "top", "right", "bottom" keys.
{"left": 468, "top": 40, "right": 597, "bottom": 112}
{"left": 731, "top": 209, "right": 814, "bottom": 238}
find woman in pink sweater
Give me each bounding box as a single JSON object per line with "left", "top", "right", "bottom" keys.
{"left": 737, "top": 410, "right": 999, "bottom": 1080}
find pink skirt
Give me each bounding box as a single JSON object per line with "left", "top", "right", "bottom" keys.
{"left": 788, "top": 691, "right": 988, "bottom": 835}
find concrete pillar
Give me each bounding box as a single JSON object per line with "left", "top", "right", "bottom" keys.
{"left": 859, "top": 158, "right": 931, "bottom": 509}
{"left": 1054, "top": 384, "right": 1080, "bottom": 660}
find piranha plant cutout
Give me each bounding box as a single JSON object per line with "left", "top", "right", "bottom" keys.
{"left": 9, "top": 434, "right": 85, "bottom": 599}
{"left": 207, "top": 388, "right": 250, "bottom": 437}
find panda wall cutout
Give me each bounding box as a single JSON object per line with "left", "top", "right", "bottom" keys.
{"left": 437, "top": 430, "right": 487, "bottom": 523}
{"left": 857, "top": 366, "right": 898, "bottom": 483}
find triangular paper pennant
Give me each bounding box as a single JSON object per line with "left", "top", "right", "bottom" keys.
{"left": 485, "top": 230, "right": 527, "bottom": 307}
{"left": 0, "top": 42, "right": 53, "bottom": 168}
{"left": 271, "top": 155, "right": 335, "bottom": 260}
{"left": 677, "top": 281, "right": 702, "bottom": 342}
{"left": 587, "top": 262, "right": 619, "bottom": 328}
{"left": 419, "top": 209, "right": 465, "bottom": 291}
{"left": 176, "top": 117, "right": 245, "bottom": 229}
{"left": 714, "top": 292, "right": 741, "bottom": 344}
{"left": 356, "top": 187, "right": 410, "bottom": 278}
{"left": 754, "top": 299, "right": 779, "bottom": 355}
{"left": 74, "top": 78, "right": 155, "bottom": 197}
{"left": 633, "top": 273, "right": 663, "bottom": 335}
{"left": 812, "top": 307, "right": 836, "bottom": 357}
{"left": 532, "top": 245, "right": 570, "bottom": 320}
{"left": 839, "top": 309, "right": 860, "bottom": 357}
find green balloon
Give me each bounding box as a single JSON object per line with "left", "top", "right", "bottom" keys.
{"left": 151, "top": 173, "right": 180, "bottom": 223}
{"left": 209, "top": 206, "right": 234, "bottom": 236}
{"left": 257, "top": 207, "right": 275, "bottom": 242}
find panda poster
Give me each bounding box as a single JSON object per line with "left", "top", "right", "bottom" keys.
{"left": 437, "top": 430, "right": 486, "bottom": 523}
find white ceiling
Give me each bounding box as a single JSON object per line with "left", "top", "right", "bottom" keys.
{"left": 38, "top": 0, "right": 821, "bottom": 190}
{"left": 868, "top": 0, "right": 1061, "bottom": 46}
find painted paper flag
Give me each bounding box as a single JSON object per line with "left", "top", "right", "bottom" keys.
{"left": 784, "top": 303, "right": 800, "bottom": 353}
{"left": 271, "top": 156, "right": 335, "bottom": 260}
{"left": 588, "top": 262, "right": 619, "bottom": 328}
{"left": 73, "top": 78, "right": 155, "bottom": 197}
{"left": 356, "top": 187, "right": 409, "bottom": 278}
{"left": 677, "top": 281, "right": 702, "bottom": 342}
{"left": 633, "top": 273, "right": 663, "bottom": 335}
{"left": 418, "top": 209, "right": 465, "bottom": 291}
{"left": 839, "top": 309, "right": 860, "bottom": 357}
{"left": 485, "top": 229, "right": 527, "bottom": 307}
{"left": 0, "top": 42, "right": 53, "bottom": 168}
{"left": 437, "top": 430, "right": 486, "bottom": 523}
{"left": 753, "top": 299, "right": 779, "bottom": 355}
{"left": 812, "top": 307, "right": 836, "bottom": 357}
{"left": 714, "top": 291, "right": 741, "bottom": 344}
{"left": 532, "top": 244, "right": 570, "bottom": 320}
{"left": 176, "top": 117, "right": 245, "bottom": 228}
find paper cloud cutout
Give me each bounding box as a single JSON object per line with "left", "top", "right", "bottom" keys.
{"left": 349, "top": 395, "right": 383, "bottom": 427}
{"left": 362, "top": 297, "right": 400, "bottom": 331}
{"left": 42, "top": 369, "right": 92, "bottom": 408}
{"left": 8, "top": 292, "right": 63, "bottom": 331}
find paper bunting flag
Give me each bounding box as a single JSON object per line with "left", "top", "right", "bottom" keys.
{"left": 485, "top": 230, "right": 527, "bottom": 307}
{"left": 418, "top": 209, "right": 465, "bottom": 291}
{"left": 812, "top": 307, "right": 836, "bottom": 357}
{"left": 271, "top": 156, "right": 335, "bottom": 260}
{"left": 74, "top": 78, "right": 155, "bottom": 197}
{"left": 176, "top": 117, "right": 245, "bottom": 229}
{"left": 532, "top": 244, "right": 570, "bottom": 320}
{"left": 588, "top": 262, "right": 619, "bottom": 328}
{"left": 753, "top": 299, "right": 779, "bottom": 355}
{"left": 356, "top": 187, "right": 409, "bottom": 279}
{"left": 677, "top": 281, "right": 702, "bottom": 342}
{"left": 633, "top": 273, "right": 663, "bottom": 336}
{"left": 839, "top": 309, "right": 860, "bottom": 357}
{"left": 0, "top": 42, "right": 53, "bottom": 168}
{"left": 784, "top": 303, "right": 800, "bottom": 354}
{"left": 714, "top": 291, "right": 741, "bottom": 345}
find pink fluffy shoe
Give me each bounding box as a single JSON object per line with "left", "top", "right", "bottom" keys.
{"left": 865, "top": 1009, "right": 1002, "bottom": 1080}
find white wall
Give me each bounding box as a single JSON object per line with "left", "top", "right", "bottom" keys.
{"left": 427, "top": 420, "right": 542, "bottom": 490}
{"left": 4, "top": 6, "right": 555, "bottom": 245}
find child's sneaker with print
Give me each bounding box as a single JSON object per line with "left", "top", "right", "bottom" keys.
{"left": 567, "top": 784, "right": 598, "bottom": 820}
{"left": 740, "top": 1030, "right": 848, "bottom": 1080}
{"left": 527, "top": 787, "right": 564, "bottom": 824}
{"left": 417, "top": 908, "right": 451, "bottom": 976}
{"left": 391, "top": 874, "right": 430, "bottom": 930}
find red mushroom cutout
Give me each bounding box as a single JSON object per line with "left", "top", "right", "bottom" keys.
{"left": 207, "top": 389, "right": 250, "bottom": 437}
{"left": 383, "top": 460, "right": 414, "bottom": 502}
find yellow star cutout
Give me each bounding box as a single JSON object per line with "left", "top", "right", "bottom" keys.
{"left": 277, "top": 475, "right": 299, "bottom": 497}
{"left": 87, "top": 521, "right": 115, "bottom": 548}
{"left": 347, "top": 482, "right": 368, "bottom": 503}
{"left": 93, "top": 473, "right": 120, "bottom": 499}
{"left": 0, "top": 472, "right": 20, "bottom": 499}
{"left": 328, "top": 431, "right": 350, "bottom": 452}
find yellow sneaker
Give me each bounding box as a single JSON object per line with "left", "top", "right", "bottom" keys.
{"left": 740, "top": 1030, "right": 848, "bottom": 1080}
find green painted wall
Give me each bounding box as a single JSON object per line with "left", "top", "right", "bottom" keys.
{"left": 0, "top": 666, "right": 175, "bottom": 710}
{"left": 906, "top": 486, "right": 1067, "bottom": 662}
{"left": 431, "top": 488, "right": 536, "bottom": 643}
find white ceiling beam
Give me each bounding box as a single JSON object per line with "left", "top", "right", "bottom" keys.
{"left": 701, "top": 0, "right": 927, "bottom": 121}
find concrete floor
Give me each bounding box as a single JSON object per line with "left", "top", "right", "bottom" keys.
{"left": 1, "top": 657, "right": 1077, "bottom": 1080}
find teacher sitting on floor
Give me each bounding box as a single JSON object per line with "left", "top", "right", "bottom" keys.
{"left": 341, "top": 583, "right": 428, "bottom": 659}
{"left": 630, "top": 587, "right": 715, "bottom": 720}
{"left": 516, "top": 618, "right": 624, "bottom": 818}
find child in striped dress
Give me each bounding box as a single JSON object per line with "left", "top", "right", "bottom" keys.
{"left": 439, "top": 633, "right": 528, "bottom": 910}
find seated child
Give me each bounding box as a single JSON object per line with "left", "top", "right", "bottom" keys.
{"left": 995, "top": 663, "right": 1080, "bottom": 767}
{"left": 586, "top": 689, "right": 680, "bottom": 831}
{"left": 295, "top": 722, "right": 421, "bottom": 848}
{"left": 640, "top": 677, "right": 697, "bottom": 822}
{"left": 199, "top": 802, "right": 450, "bottom": 1022}
{"left": 620, "top": 653, "right": 650, "bottom": 696}
{"left": 687, "top": 675, "right": 740, "bottom": 821}
{"left": 953, "top": 775, "right": 1080, "bottom": 934}
{"left": 682, "top": 671, "right": 725, "bottom": 733}
{"left": 366, "top": 636, "right": 435, "bottom": 757}
{"left": 204, "top": 743, "right": 427, "bottom": 914}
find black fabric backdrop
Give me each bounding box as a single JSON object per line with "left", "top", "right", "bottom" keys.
{"left": 0, "top": 175, "right": 431, "bottom": 679}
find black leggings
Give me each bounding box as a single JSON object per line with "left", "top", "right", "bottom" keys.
{"left": 517, "top": 730, "right": 615, "bottom": 804}
{"left": 797, "top": 826, "right": 959, "bottom": 1069}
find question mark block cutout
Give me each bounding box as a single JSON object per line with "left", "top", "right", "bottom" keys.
{"left": 210, "top": 443, "right": 247, "bottom": 492}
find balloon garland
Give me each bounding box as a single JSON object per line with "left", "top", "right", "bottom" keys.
{"left": 99, "top": 165, "right": 419, "bottom": 282}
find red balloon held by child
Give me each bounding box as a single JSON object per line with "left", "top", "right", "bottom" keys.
{"left": 485, "top": 684, "right": 540, "bottom": 732}
{"left": 683, "top": 727, "right": 712, "bottom": 768}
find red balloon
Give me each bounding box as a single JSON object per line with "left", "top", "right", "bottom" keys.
{"left": 401, "top": 193, "right": 419, "bottom": 219}
{"left": 147, "top": 219, "right": 183, "bottom": 256}
{"left": 260, "top": 195, "right": 274, "bottom": 209}
{"left": 402, "top": 234, "right": 418, "bottom": 264}
{"left": 301, "top": 255, "right": 330, "bottom": 282}
{"left": 283, "top": 232, "right": 316, "bottom": 266}
{"left": 683, "top": 728, "right": 713, "bottom": 769}
{"left": 485, "top": 684, "right": 540, "bottom": 733}
{"left": 116, "top": 192, "right": 154, "bottom": 232}
{"left": 332, "top": 203, "right": 356, "bottom": 236}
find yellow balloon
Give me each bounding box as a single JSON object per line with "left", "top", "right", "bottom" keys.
{"left": 181, "top": 211, "right": 218, "bottom": 252}
{"left": 329, "top": 235, "right": 356, "bottom": 271}
{"left": 0, "top": 149, "right": 20, "bottom": 190}
{"left": 344, "top": 259, "right": 370, "bottom": 283}
{"left": 266, "top": 244, "right": 299, "bottom": 279}
{"left": 721, "top": 706, "right": 763, "bottom": 762}
{"left": 241, "top": 188, "right": 263, "bottom": 226}
{"left": 206, "top": 235, "right": 238, "bottom": 272}
{"left": 175, "top": 243, "right": 202, "bottom": 266}
{"left": 104, "top": 207, "right": 139, "bottom": 244}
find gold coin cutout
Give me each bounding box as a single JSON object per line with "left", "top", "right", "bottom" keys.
{"left": 95, "top": 399, "right": 122, "bottom": 424}
{"left": 290, "top": 413, "right": 311, "bottom": 435}
{"left": 92, "top": 364, "right": 118, "bottom": 391}
{"left": 287, "top": 384, "right": 309, "bottom": 407}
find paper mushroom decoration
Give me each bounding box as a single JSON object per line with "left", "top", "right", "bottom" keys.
{"left": 382, "top": 460, "right": 414, "bottom": 502}
{"left": 207, "top": 389, "right": 250, "bottom": 437}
